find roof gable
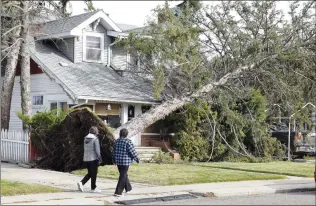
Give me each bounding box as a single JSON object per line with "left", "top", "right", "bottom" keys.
{"left": 36, "top": 10, "right": 121, "bottom": 40}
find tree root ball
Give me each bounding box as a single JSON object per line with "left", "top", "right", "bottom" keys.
{"left": 35, "top": 108, "right": 115, "bottom": 172}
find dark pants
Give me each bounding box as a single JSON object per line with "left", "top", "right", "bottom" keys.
{"left": 115, "top": 165, "right": 132, "bottom": 195}
{"left": 81, "top": 160, "right": 98, "bottom": 190}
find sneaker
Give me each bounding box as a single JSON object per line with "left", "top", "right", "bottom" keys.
{"left": 91, "top": 188, "right": 102, "bottom": 193}
{"left": 77, "top": 182, "right": 84, "bottom": 192}
{"left": 125, "top": 190, "right": 132, "bottom": 194}
{"left": 114, "top": 193, "right": 123, "bottom": 197}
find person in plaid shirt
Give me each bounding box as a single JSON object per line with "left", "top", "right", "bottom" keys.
{"left": 113, "top": 128, "right": 139, "bottom": 196}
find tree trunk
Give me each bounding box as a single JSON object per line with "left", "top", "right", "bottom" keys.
{"left": 113, "top": 61, "right": 257, "bottom": 138}
{"left": 1, "top": 24, "right": 22, "bottom": 129}
{"left": 20, "top": 1, "right": 32, "bottom": 130}
{"left": 114, "top": 98, "right": 187, "bottom": 138}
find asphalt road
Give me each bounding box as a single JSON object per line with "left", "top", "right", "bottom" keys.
{"left": 139, "top": 191, "right": 316, "bottom": 205}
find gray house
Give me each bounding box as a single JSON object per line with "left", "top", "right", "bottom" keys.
{"left": 7, "top": 10, "right": 160, "bottom": 146}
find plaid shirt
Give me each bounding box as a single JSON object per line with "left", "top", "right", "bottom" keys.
{"left": 113, "top": 137, "right": 139, "bottom": 166}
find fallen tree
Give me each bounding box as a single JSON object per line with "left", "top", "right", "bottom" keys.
{"left": 114, "top": 1, "right": 315, "bottom": 139}
{"left": 19, "top": 108, "right": 114, "bottom": 172}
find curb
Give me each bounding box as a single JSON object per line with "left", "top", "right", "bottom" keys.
{"left": 196, "top": 186, "right": 316, "bottom": 198}
{"left": 275, "top": 187, "right": 316, "bottom": 193}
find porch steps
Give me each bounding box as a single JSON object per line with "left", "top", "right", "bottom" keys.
{"left": 135, "top": 147, "right": 161, "bottom": 162}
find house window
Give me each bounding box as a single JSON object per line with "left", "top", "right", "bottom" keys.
{"left": 141, "top": 105, "right": 151, "bottom": 113}
{"left": 128, "top": 105, "right": 135, "bottom": 121}
{"left": 32, "top": 96, "right": 43, "bottom": 105}
{"left": 50, "top": 102, "right": 68, "bottom": 111}
{"left": 83, "top": 33, "right": 104, "bottom": 63}
{"left": 50, "top": 102, "right": 57, "bottom": 110}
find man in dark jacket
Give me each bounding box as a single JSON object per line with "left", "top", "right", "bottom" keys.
{"left": 113, "top": 128, "right": 139, "bottom": 196}
{"left": 77, "top": 126, "right": 102, "bottom": 193}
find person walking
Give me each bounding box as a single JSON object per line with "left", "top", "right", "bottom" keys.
{"left": 113, "top": 128, "right": 139, "bottom": 197}
{"left": 77, "top": 126, "right": 102, "bottom": 193}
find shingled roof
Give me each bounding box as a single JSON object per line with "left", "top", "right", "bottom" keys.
{"left": 39, "top": 11, "right": 99, "bottom": 36}
{"left": 35, "top": 10, "right": 122, "bottom": 39}
{"left": 31, "top": 42, "right": 158, "bottom": 104}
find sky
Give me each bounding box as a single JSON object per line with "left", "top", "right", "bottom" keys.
{"left": 70, "top": 1, "right": 291, "bottom": 27}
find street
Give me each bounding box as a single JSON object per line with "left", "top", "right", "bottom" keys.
{"left": 140, "top": 191, "right": 316, "bottom": 205}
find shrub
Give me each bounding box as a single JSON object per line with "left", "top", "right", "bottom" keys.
{"left": 172, "top": 130, "right": 209, "bottom": 161}
{"left": 17, "top": 109, "right": 68, "bottom": 150}
{"left": 151, "top": 151, "right": 174, "bottom": 164}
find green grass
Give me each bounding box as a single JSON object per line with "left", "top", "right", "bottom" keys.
{"left": 194, "top": 161, "right": 315, "bottom": 178}
{"left": 73, "top": 163, "right": 285, "bottom": 186}
{"left": 1, "top": 179, "right": 61, "bottom": 196}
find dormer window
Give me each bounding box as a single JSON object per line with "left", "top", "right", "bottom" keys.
{"left": 83, "top": 32, "right": 104, "bottom": 63}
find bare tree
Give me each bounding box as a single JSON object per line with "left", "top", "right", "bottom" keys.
{"left": 1, "top": 1, "right": 23, "bottom": 129}
{"left": 1, "top": 0, "right": 71, "bottom": 129}
{"left": 19, "top": 1, "right": 31, "bottom": 130}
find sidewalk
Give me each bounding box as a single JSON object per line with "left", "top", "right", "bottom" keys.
{"left": 1, "top": 163, "right": 315, "bottom": 205}
{"left": 1, "top": 163, "right": 151, "bottom": 191}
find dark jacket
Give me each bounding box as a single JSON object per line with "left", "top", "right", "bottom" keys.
{"left": 113, "top": 138, "right": 139, "bottom": 166}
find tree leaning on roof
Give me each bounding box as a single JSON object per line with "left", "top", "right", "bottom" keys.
{"left": 112, "top": 1, "right": 315, "bottom": 138}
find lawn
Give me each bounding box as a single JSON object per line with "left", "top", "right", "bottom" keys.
{"left": 1, "top": 179, "right": 61, "bottom": 196}
{"left": 196, "top": 161, "right": 315, "bottom": 178}
{"left": 73, "top": 163, "right": 285, "bottom": 186}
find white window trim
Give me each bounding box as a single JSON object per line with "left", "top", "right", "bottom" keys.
{"left": 49, "top": 101, "right": 69, "bottom": 115}
{"left": 32, "top": 95, "right": 44, "bottom": 106}
{"left": 83, "top": 32, "right": 104, "bottom": 63}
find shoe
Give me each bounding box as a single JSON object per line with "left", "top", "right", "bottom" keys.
{"left": 114, "top": 193, "right": 123, "bottom": 197}
{"left": 125, "top": 190, "right": 132, "bottom": 194}
{"left": 77, "top": 182, "right": 84, "bottom": 192}
{"left": 91, "top": 187, "right": 101, "bottom": 193}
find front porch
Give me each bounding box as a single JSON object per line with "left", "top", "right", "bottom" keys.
{"left": 72, "top": 100, "right": 153, "bottom": 146}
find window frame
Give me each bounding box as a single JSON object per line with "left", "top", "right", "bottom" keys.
{"left": 82, "top": 32, "right": 104, "bottom": 63}
{"left": 32, "top": 95, "right": 44, "bottom": 106}
{"left": 49, "top": 101, "right": 68, "bottom": 115}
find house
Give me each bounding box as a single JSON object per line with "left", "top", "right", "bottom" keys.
{"left": 2, "top": 10, "right": 167, "bottom": 149}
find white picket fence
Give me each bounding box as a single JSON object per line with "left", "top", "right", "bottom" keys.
{"left": 1, "top": 129, "right": 29, "bottom": 163}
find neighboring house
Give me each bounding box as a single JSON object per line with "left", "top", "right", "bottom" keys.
{"left": 1, "top": 10, "right": 162, "bottom": 147}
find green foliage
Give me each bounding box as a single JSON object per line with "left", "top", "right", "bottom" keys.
{"left": 173, "top": 130, "right": 209, "bottom": 161}
{"left": 151, "top": 151, "right": 174, "bottom": 164}
{"left": 168, "top": 99, "right": 211, "bottom": 161}
{"left": 17, "top": 109, "right": 69, "bottom": 150}
{"left": 167, "top": 88, "right": 284, "bottom": 162}
{"left": 123, "top": 3, "right": 207, "bottom": 100}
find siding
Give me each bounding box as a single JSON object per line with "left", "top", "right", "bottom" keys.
{"left": 74, "top": 35, "right": 83, "bottom": 63}
{"left": 9, "top": 73, "right": 74, "bottom": 130}
{"left": 111, "top": 45, "right": 127, "bottom": 70}
{"left": 55, "top": 38, "right": 74, "bottom": 62}
{"left": 75, "top": 22, "right": 111, "bottom": 64}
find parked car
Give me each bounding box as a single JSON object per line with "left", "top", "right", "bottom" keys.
{"left": 270, "top": 131, "right": 315, "bottom": 158}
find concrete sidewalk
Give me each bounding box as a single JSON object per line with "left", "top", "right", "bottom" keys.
{"left": 1, "top": 162, "right": 151, "bottom": 191}
{"left": 2, "top": 178, "right": 315, "bottom": 205}
{"left": 1, "top": 163, "right": 315, "bottom": 205}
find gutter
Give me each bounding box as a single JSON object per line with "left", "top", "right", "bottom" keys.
{"left": 71, "top": 99, "right": 89, "bottom": 108}
{"left": 77, "top": 95, "right": 160, "bottom": 105}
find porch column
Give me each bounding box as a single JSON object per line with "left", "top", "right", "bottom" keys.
{"left": 120, "top": 103, "right": 128, "bottom": 125}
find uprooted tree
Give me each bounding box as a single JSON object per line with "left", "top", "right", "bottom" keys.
{"left": 113, "top": 0, "right": 316, "bottom": 144}
{"left": 19, "top": 108, "right": 115, "bottom": 172}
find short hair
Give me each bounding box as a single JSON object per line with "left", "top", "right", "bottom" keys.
{"left": 119, "top": 128, "right": 128, "bottom": 138}
{"left": 89, "top": 126, "right": 98, "bottom": 135}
